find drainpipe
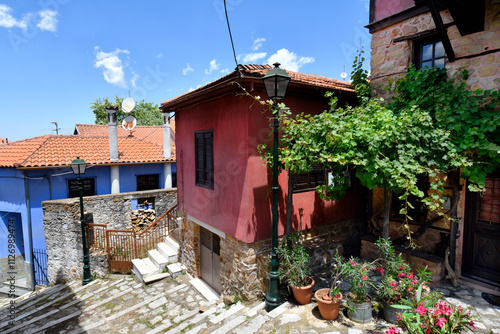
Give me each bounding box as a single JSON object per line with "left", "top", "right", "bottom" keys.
{"left": 162, "top": 110, "right": 172, "bottom": 189}
{"left": 106, "top": 106, "right": 120, "bottom": 194}
{"left": 21, "top": 171, "right": 35, "bottom": 291}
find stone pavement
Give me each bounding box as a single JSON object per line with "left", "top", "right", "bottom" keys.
{"left": 0, "top": 271, "right": 499, "bottom": 334}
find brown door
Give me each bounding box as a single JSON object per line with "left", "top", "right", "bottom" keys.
{"left": 200, "top": 227, "right": 221, "bottom": 294}
{"left": 463, "top": 172, "right": 500, "bottom": 286}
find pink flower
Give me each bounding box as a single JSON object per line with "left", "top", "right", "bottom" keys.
{"left": 411, "top": 279, "right": 418, "bottom": 285}
{"left": 407, "top": 272, "right": 414, "bottom": 279}
{"left": 362, "top": 276, "right": 368, "bottom": 281}
{"left": 436, "top": 317, "right": 447, "bottom": 327}
{"left": 349, "top": 259, "right": 356, "bottom": 267}
{"left": 407, "top": 287, "right": 413, "bottom": 293}
{"left": 389, "top": 281, "right": 397, "bottom": 287}
{"left": 415, "top": 302, "right": 427, "bottom": 316}
{"left": 397, "top": 273, "right": 405, "bottom": 278}
{"left": 376, "top": 266, "right": 384, "bottom": 274}
{"left": 386, "top": 328, "right": 401, "bottom": 334}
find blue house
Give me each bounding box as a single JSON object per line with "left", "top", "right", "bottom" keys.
{"left": 0, "top": 115, "right": 175, "bottom": 289}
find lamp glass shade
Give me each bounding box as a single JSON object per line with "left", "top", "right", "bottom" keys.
{"left": 70, "top": 157, "right": 87, "bottom": 175}
{"left": 262, "top": 63, "right": 291, "bottom": 100}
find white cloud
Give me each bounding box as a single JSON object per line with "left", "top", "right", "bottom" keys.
{"left": 252, "top": 37, "right": 266, "bottom": 51}
{"left": 360, "top": 0, "right": 369, "bottom": 11}
{"left": 242, "top": 52, "right": 267, "bottom": 63}
{"left": 267, "top": 48, "right": 314, "bottom": 72}
{"left": 0, "top": 4, "right": 27, "bottom": 30}
{"left": 130, "top": 71, "right": 139, "bottom": 88}
{"left": 156, "top": 52, "right": 163, "bottom": 59}
{"left": 94, "top": 47, "right": 130, "bottom": 88}
{"left": 220, "top": 68, "right": 229, "bottom": 74}
{"left": 205, "top": 59, "right": 220, "bottom": 75}
{"left": 37, "top": 9, "right": 58, "bottom": 32}
{"left": 183, "top": 63, "right": 194, "bottom": 75}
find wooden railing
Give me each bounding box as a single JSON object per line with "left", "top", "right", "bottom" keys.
{"left": 85, "top": 204, "right": 178, "bottom": 273}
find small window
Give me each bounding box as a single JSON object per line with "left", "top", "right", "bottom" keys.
{"left": 137, "top": 174, "right": 159, "bottom": 191}
{"left": 293, "top": 165, "right": 326, "bottom": 193}
{"left": 414, "top": 37, "right": 446, "bottom": 70}
{"left": 195, "top": 130, "right": 214, "bottom": 189}
{"left": 68, "top": 178, "right": 95, "bottom": 198}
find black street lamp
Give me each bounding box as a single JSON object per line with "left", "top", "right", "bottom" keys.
{"left": 262, "top": 63, "right": 291, "bottom": 312}
{"left": 70, "top": 156, "right": 92, "bottom": 285}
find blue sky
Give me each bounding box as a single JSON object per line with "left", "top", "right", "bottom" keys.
{"left": 0, "top": 1, "right": 371, "bottom": 142}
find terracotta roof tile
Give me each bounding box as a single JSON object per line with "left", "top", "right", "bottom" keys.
{"left": 0, "top": 134, "right": 175, "bottom": 169}
{"left": 74, "top": 122, "right": 176, "bottom": 163}
{"left": 161, "top": 64, "right": 353, "bottom": 107}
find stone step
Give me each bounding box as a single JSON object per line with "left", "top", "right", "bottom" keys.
{"left": 189, "top": 278, "right": 219, "bottom": 302}
{"left": 132, "top": 258, "right": 154, "bottom": 284}
{"left": 149, "top": 249, "right": 168, "bottom": 270}
{"left": 158, "top": 241, "right": 178, "bottom": 263}
{"left": 165, "top": 235, "right": 180, "bottom": 252}
{"left": 0, "top": 284, "right": 31, "bottom": 298}
{"left": 167, "top": 263, "right": 182, "bottom": 278}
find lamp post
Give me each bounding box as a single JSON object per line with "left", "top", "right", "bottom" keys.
{"left": 262, "top": 63, "right": 291, "bottom": 312}
{"left": 70, "top": 156, "right": 92, "bottom": 285}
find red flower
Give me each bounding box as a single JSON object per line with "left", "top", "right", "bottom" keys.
{"left": 436, "top": 317, "right": 447, "bottom": 327}
{"left": 407, "top": 272, "right": 414, "bottom": 279}
{"left": 386, "top": 328, "right": 401, "bottom": 334}
{"left": 362, "top": 276, "right": 368, "bottom": 281}
{"left": 349, "top": 259, "right": 356, "bottom": 267}
{"left": 415, "top": 302, "right": 427, "bottom": 316}
{"left": 397, "top": 273, "right": 405, "bottom": 278}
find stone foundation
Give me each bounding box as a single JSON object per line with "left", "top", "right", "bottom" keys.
{"left": 180, "top": 215, "right": 363, "bottom": 303}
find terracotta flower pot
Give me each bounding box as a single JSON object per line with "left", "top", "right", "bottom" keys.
{"left": 315, "top": 288, "right": 342, "bottom": 320}
{"left": 291, "top": 277, "right": 315, "bottom": 305}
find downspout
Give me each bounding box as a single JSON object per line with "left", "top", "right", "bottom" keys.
{"left": 21, "top": 171, "right": 35, "bottom": 291}
{"left": 43, "top": 176, "right": 53, "bottom": 200}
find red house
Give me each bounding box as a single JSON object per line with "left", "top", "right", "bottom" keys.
{"left": 160, "top": 64, "right": 366, "bottom": 300}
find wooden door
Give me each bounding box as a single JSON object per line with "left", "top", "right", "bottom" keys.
{"left": 463, "top": 172, "right": 500, "bottom": 286}
{"left": 200, "top": 227, "right": 221, "bottom": 294}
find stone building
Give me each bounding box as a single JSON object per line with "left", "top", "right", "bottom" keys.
{"left": 160, "top": 64, "right": 367, "bottom": 301}
{"left": 365, "top": 0, "right": 500, "bottom": 292}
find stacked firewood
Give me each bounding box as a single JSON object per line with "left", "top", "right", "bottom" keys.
{"left": 131, "top": 209, "right": 156, "bottom": 232}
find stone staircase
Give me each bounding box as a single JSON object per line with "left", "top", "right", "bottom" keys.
{"left": 0, "top": 271, "right": 283, "bottom": 334}
{"left": 132, "top": 235, "right": 183, "bottom": 284}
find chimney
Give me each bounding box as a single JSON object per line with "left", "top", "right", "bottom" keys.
{"left": 106, "top": 106, "right": 119, "bottom": 161}
{"left": 163, "top": 110, "right": 172, "bottom": 188}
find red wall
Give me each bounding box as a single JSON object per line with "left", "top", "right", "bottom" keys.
{"left": 177, "top": 90, "right": 367, "bottom": 244}
{"left": 374, "top": 0, "right": 415, "bottom": 22}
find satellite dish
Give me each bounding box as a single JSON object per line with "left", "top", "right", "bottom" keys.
{"left": 122, "top": 116, "right": 137, "bottom": 131}
{"left": 340, "top": 72, "right": 347, "bottom": 80}
{"left": 122, "top": 97, "right": 135, "bottom": 113}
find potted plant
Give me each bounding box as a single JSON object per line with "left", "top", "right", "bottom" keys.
{"left": 386, "top": 284, "right": 475, "bottom": 334}
{"left": 375, "top": 238, "right": 431, "bottom": 323}
{"left": 339, "top": 256, "right": 378, "bottom": 323}
{"left": 276, "top": 229, "right": 314, "bottom": 305}
{"left": 315, "top": 254, "right": 345, "bottom": 320}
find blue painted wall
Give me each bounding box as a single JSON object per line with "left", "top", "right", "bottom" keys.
{"left": 0, "top": 162, "right": 176, "bottom": 261}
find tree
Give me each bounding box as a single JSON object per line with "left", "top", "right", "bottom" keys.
{"left": 259, "top": 53, "right": 499, "bottom": 247}
{"left": 91, "top": 96, "right": 162, "bottom": 126}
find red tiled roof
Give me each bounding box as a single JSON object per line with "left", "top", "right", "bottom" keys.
{"left": 161, "top": 64, "right": 353, "bottom": 108}
{"left": 74, "top": 120, "right": 176, "bottom": 146}
{"left": 0, "top": 134, "right": 175, "bottom": 169}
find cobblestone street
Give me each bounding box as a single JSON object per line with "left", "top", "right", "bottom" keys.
{"left": 1, "top": 270, "right": 500, "bottom": 334}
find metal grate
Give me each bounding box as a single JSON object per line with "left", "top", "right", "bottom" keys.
{"left": 33, "top": 248, "right": 49, "bottom": 286}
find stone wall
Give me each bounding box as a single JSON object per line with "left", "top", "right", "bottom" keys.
{"left": 181, "top": 213, "right": 364, "bottom": 303}
{"left": 370, "top": 1, "right": 500, "bottom": 96}
{"left": 43, "top": 189, "right": 177, "bottom": 285}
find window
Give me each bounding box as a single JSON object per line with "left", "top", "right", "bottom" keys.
{"left": 293, "top": 165, "right": 326, "bottom": 193}
{"left": 137, "top": 174, "right": 159, "bottom": 191}
{"left": 414, "top": 37, "right": 446, "bottom": 69}
{"left": 195, "top": 130, "right": 214, "bottom": 189}
{"left": 68, "top": 178, "right": 95, "bottom": 198}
